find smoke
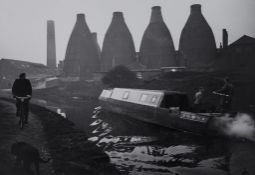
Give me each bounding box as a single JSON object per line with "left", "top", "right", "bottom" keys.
{"left": 214, "top": 113, "right": 255, "bottom": 142}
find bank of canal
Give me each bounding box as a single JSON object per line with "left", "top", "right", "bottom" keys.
{"left": 0, "top": 97, "right": 120, "bottom": 175}
{"left": 29, "top": 95, "right": 255, "bottom": 175}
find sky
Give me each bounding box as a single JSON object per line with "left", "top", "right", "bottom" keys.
{"left": 0, "top": 0, "right": 254, "bottom": 65}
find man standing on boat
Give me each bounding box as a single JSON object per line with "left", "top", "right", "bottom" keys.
{"left": 213, "top": 77, "right": 234, "bottom": 112}
{"left": 193, "top": 87, "right": 205, "bottom": 112}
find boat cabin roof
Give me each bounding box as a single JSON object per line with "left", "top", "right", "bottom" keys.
{"left": 99, "top": 88, "right": 189, "bottom": 108}
{"left": 113, "top": 88, "right": 187, "bottom": 96}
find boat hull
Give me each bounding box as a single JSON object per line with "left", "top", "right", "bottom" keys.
{"left": 100, "top": 98, "right": 212, "bottom": 135}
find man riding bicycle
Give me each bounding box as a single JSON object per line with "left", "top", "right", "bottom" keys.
{"left": 213, "top": 77, "right": 234, "bottom": 112}
{"left": 12, "top": 73, "right": 32, "bottom": 124}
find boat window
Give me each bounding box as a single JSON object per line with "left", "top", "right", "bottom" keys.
{"left": 140, "top": 94, "right": 148, "bottom": 102}
{"left": 122, "top": 91, "right": 130, "bottom": 99}
{"left": 151, "top": 96, "right": 157, "bottom": 103}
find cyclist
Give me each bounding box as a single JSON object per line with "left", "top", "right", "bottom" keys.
{"left": 12, "top": 73, "right": 32, "bottom": 124}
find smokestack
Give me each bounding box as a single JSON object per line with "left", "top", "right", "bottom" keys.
{"left": 47, "top": 20, "right": 56, "bottom": 69}
{"left": 223, "top": 29, "right": 228, "bottom": 48}
{"left": 191, "top": 4, "right": 202, "bottom": 14}
{"left": 179, "top": 4, "right": 216, "bottom": 70}
{"left": 91, "top": 32, "right": 101, "bottom": 63}
{"left": 101, "top": 12, "right": 136, "bottom": 71}
{"left": 91, "top": 32, "right": 101, "bottom": 53}
{"left": 76, "top": 14, "right": 86, "bottom": 22}
{"left": 64, "top": 14, "right": 100, "bottom": 79}
{"left": 112, "top": 12, "right": 124, "bottom": 23}
{"left": 139, "top": 6, "right": 176, "bottom": 69}
{"left": 150, "top": 6, "right": 163, "bottom": 23}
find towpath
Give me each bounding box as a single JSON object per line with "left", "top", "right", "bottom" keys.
{"left": 0, "top": 100, "right": 54, "bottom": 175}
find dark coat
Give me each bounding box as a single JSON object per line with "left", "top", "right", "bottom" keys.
{"left": 12, "top": 78, "right": 32, "bottom": 97}
{"left": 217, "top": 82, "right": 234, "bottom": 96}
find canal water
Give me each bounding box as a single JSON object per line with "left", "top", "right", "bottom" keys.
{"left": 39, "top": 98, "right": 254, "bottom": 175}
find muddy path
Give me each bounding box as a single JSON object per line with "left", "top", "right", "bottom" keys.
{"left": 0, "top": 100, "right": 53, "bottom": 175}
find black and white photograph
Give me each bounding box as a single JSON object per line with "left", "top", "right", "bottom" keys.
{"left": 0, "top": 0, "right": 254, "bottom": 175}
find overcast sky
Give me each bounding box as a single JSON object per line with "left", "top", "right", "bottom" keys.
{"left": 0, "top": 0, "right": 254, "bottom": 65}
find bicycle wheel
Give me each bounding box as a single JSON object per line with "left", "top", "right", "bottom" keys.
{"left": 19, "top": 104, "right": 24, "bottom": 129}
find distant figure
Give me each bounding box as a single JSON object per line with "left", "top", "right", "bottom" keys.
{"left": 193, "top": 87, "right": 205, "bottom": 112}
{"left": 214, "top": 77, "right": 234, "bottom": 112}
{"left": 12, "top": 73, "right": 32, "bottom": 123}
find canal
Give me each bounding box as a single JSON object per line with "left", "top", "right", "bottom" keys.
{"left": 37, "top": 97, "right": 254, "bottom": 175}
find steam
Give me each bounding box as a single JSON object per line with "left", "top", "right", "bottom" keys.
{"left": 214, "top": 113, "right": 255, "bottom": 142}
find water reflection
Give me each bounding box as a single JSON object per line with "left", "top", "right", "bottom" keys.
{"left": 35, "top": 98, "right": 255, "bottom": 175}
{"left": 87, "top": 109, "right": 230, "bottom": 175}
{"left": 57, "top": 108, "right": 66, "bottom": 118}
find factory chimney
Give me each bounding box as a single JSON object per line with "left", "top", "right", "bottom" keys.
{"left": 47, "top": 20, "right": 56, "bottom": 69}
{"left": 191, "top": 4, "right": 202, "bottom": 14}
{"left": 139, "top": 6, "right": 176, "bottom": 69}
{"left": 101, "top": 12, "right": 136, "bottom": 71}
{"left": 179, "top": 4, "right": 216, "bottom": 70}
{"left": 150, "top": 6, "right": 163, "bottom": 23}
{"left": 223, "top": 29, "right": 228, "bottom": 48}
{"left": 64, "top": 14, "right": 100, "bottom": 79}
{"left": 91, "top": 32, "right": 101, "bottom": 68}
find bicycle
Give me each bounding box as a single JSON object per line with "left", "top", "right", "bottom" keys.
{"left": 14, "top": 95, "right": 31, "bottom": 129}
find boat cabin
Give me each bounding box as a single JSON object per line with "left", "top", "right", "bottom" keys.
{"left": 99, "top": 88, "right": 191, "bottom": 111}
{"left": 99, "top": 88, "right": 217, "bottom": 134}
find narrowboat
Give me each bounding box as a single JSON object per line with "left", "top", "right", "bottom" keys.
{"left": 99, "top": 88, "right": 223, "bottom": 135}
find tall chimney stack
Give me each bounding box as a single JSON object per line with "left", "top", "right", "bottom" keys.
{"left": 64, "top": 14, "right": 100, "bottom": 79}
{"left": 111, "top": 12, "right": 124, "bottom": 23}
{"left": 190, "top": 4, "right": 202, "bottom": 14}
{"left": 179, "top": 4, "right": 216, "bottom": 70}
{"left": 223, "top": 29, "right": 228, "bottom": 48}
{"left": 101, "top": 12, "right": 136, "bottom": 71}
{"left": 77, "top": 13, "right": 85, "bottom": 21}
{"left": 91, "top": 32, "right": 101, "bottom": 63}
{"left": 150, "top": 6, "right": 164, "bottom": 23}
{"left": 91, "top": 32, "right": 101, "bottom": 53}
{"left": 139, "top": 6, "right": 176, "bottom": 69}
{"left": 47, "top": 20, "right": 56, "bottom": 69}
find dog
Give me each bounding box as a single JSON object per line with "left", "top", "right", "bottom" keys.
{"left": 11, "top": 142, "right": 50, "bottom": 175}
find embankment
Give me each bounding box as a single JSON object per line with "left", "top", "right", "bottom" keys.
{"left": 0, "top": 97, "right": 120, "bottom": 175}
